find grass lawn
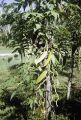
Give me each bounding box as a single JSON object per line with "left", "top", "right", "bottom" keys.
{"left": 0, "top": 46, "right": 21, "bottom": 69}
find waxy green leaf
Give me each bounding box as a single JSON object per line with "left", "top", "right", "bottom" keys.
{"left": 36, "top": 70, "right": 47, "bottom": 84}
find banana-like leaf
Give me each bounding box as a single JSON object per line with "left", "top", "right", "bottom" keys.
{"left": 36, "top": 70, "right": 47, "bottom": 84}
{"left": 35, "top": 51, "right": 47, "bottom": 65}
{"left": 51, "top": 54, "right": 56, "bottom": 65}
{"left": 44, "top": 51, "right": 52, "bottom": 66}
{"left": 52, "top": 54, "right": 59, "bottom": 65}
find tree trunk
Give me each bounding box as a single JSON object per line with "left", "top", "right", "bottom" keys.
{"left": 45, "top": 76, "right": 52, "bottom": 120}
{"left": 20, "top": 47, "right": 25, "bottom": 63}
{"left": 67, "top": 47, "right": 74, "bottom": 100}
{"left": 21, "top": 52, "right": 25, "bottom": 63}
{"left": 67, "top": 78, "right": 72, "bottom": 100}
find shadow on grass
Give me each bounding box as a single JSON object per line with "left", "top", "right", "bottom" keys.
{"left": 9, "top": 63, "right": 25, "bottom": 70}
{"left": 52, "top": 88, "right": 81, "bottom": 120}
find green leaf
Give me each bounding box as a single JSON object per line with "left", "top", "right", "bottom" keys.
{"left": 38, "top": 66, "right": 42, "bottom": 71}
{"left": 37, "top": 32, "right": 44, "bottom": 38}
{"left": 29, "top": 99, "right": 34, "bottom": 109}
{"left": 36, "top": 70, "right": 47, "bottom": 84}
{"left": 35, "top": 51, "right": 47, "bottom": 65}
{"left": 36, "top": 24, "right": 41, "bottom": 29}
{"left": 44, "top": 51, "right": 52, "bottom": 66}
{"left": 51, "top": 10, "right": 59, "bottom": 20}
{"left": 34, "top": 24, "right": 41, "bottom": 32}
{"left": 10, "top": 91, "right": 16, "bottom": 101}
{"left": 52, "top": 93, "right": 59, "bottom": 102}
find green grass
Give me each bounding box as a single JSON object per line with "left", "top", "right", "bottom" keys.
{"left": 0, "top": 46, "right": 21, "bottom": 90}
{"left": 0, "top": 56, "right": 21, "bottom": 70}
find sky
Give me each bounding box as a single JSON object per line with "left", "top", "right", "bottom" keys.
{"left": 0, "top": 0, "right": 33, "bottom": 12}
{"left": 5, "top": 0, "right": 14, "bottom": 4}
{"left": 0, "top": 0, "right": 15, "bottom": 14}
{"left": 0, "top": 0, "right": 14, "bottom": 4}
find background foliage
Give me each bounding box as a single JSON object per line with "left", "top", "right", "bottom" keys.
{"left": 0, "top": 0, "right": 81, "bottom": 120}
